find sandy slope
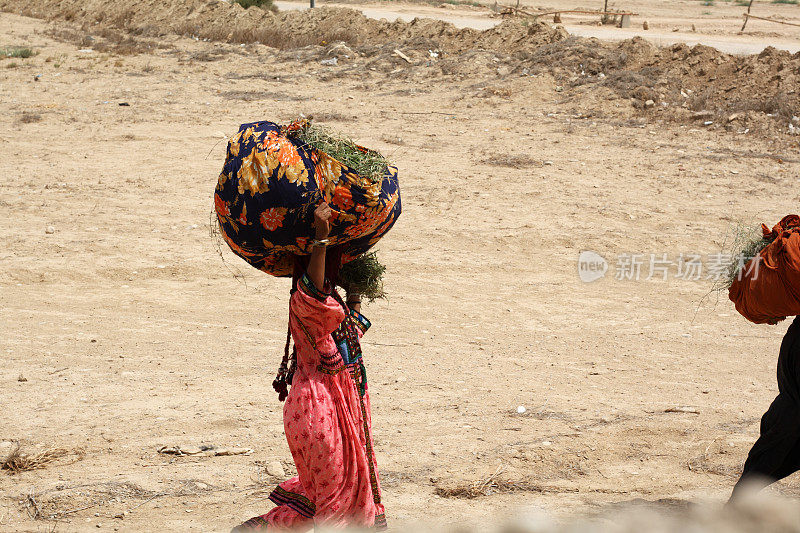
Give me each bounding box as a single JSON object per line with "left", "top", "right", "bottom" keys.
{"left": 1, "top": 6, "right": 800, "bottom": 533}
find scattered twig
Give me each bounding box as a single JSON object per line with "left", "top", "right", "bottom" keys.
{"left": 205, "top": 132, "right": 230, "bottom": 160}
{"left": 50, "top": 503, "right": 96, "bottom": 519}
{"left": 124, "top": 492, "right": 166, "bottom": 514}
{"left": 703, "top": 436, "right": 722, "bottom": 458}
{"left": 392, "top": 48, "right": 412, "bottom": 63}
{"left": 743, "top": 13, "right": 800, "bottom": 29}
{"left": 26, "top": 488, "right": 42, "bottom": 520}
{"left": 741, "top": 0, "right": 755, "bottom": 31}
{"left": 665, "top": 406, "right": 700, "bottom": 414}
{"left": 48, "top": 367, "right": 69, "bottom": 375}
{"left": 474, "top": 464, "right": 504, "bottom": 494}
{"left": 496, "top": 5, "right": 636, "bottom": 18}
{"left": 209, "top": 209, "right": 249, "bottom": 288}
{"left": 362, "top": 341, "right": 422, "bottom": 347}
{"left": 400, "top": 111, "right": 457, "bottom": 116}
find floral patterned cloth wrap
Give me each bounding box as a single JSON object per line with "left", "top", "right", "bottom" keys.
{"left": 214, "top": 120, "right": 401, "bottom": 275}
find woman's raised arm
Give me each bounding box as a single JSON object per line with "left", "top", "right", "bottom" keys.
{"left": 308, "top": 202, "right": 333, "bottom": 291}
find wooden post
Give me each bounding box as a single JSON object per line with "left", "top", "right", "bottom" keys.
{"left": 741, "top": 0, "right": 754, "bottom": 31}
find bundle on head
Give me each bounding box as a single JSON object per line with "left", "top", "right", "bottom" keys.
{"left": 213, "top": 118, "right": 401, "bottom": 277}
{"left": 728, "top": 215, "right": 800, "bottom": 324}
{"left": 214, "top": 118, "right": 401, "bottom": 401}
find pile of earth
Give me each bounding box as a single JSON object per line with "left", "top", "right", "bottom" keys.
{"left": 0, "top": 0, "right": 565, "bottom": 53}
{"left": 538, "top": 36, "right": 800, "bottom": 137}
{"left": 2, "top": 0, "right": 798, "bottom": 136}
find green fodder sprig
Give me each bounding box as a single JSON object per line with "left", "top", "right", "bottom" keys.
{"left": 293, "top": 122, "right": 388, "bottom": 183}
{"left": 715, "top": 221, "right": 771, "bottom": 292}
{"left": 339, "top": 251, "right": 387, "bottom": 301}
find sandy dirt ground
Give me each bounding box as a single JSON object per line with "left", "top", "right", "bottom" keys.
{"left": 2, "top": 3, "right": 800, "bottom": 532}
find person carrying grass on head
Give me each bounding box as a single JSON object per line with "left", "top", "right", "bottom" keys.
{"left": 216, "top": 118, "right": 399, "bottom": 531}
{"left": 231, "top": 203, "right": 388, "bottom": 531}
{"left": 727, "top": 215, "right": 800, "bottom": 501}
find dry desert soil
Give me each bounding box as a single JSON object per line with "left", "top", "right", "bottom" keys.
{"left": 2, "top": 0, "right": 800, "bottom": 531}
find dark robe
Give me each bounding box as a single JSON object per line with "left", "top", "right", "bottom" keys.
{"left": 731, "top": 316, "right": 800, "bottom": 499}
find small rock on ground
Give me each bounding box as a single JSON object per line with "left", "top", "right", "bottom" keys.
{"left": 267, "top": 460, "right": 285, "bottom": 478}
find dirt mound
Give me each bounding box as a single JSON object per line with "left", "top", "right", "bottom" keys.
{"left": 2, "top": 0, "right": 797, "bottom": 135}
{"left": 526, "top": 34, "right": 799, "bottom": 135}
{"left": 0, "top": 0, "right": 565, "bottom": 52}
{"left": 629, "top": 41, "right": 799, "bottom": 133}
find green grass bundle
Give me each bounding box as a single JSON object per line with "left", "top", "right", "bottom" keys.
{"left": 339, "top": 252, "right": 386, "bottom": 301}
{"left": 717, "top": 221, "right": 771, "bottom": 291}
{"left": 293, "top": 121, "right": 389, "bottom": 183}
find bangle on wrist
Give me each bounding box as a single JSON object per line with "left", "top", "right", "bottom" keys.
{"left": 310, "top": 238, "right": 329, "bottom": 247}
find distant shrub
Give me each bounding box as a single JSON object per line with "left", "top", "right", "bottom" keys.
{"left": 772, "top": 0, "right": 799, "bottom": 4}
{"left": 1, "top": 47, "right": 36, "bottom": 59}
{"left": 234, "top": 0, "right": 277, "bottom": 10}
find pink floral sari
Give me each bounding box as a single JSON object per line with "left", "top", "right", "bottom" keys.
{"left": 240, "top": 274, "right": 386, "bottom": 531}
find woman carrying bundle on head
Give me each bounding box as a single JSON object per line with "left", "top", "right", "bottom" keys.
{"left": 215, "top": 119, "right": 399, "bottom": 531}
{"left": 233, "top": 202, "right": 386, "bottom": 531}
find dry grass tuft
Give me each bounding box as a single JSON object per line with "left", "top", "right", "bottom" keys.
{"left": 433, "top": 466, "right": 573, "bottom": 499}
{"left": 380, "top": 134, "right": 405, "bottom": 145}
{"left": 729, "top": 94, "right": 796, "bottom": 121}
{"left": 313, "top": 111, "right": 356, "bottom": 123}
{"left": 46, "top": 27, "right": 167, "bottom": 56}
{"left": 171, "top": 20, "right": 353, "bottom": 50}
{"left": 483, "top": 86, "right": 513, "bottom": 98}
{"left": 17, "top": 112, "right": 43, "bottom": 124}
{"left": 602, "top": 69, "right": 660, "bottom": 97}
{"left": 435, "top": 467, "right": 506, "bottom": 498}
{"left": 2, "top": 442, "right": 84, "bottom": 474}
{"left": 220, "top": 90, "right": 303, "bottom": 102}
{"left": 483, "top": 154, "right": 541, "bottom": 169}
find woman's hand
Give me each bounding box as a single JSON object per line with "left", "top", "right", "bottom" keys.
{"left": 314, "top": 202, "right": 333, "bottom": 239}
{"left": 346, "top": 291, "right": 362, "bottom": 313}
